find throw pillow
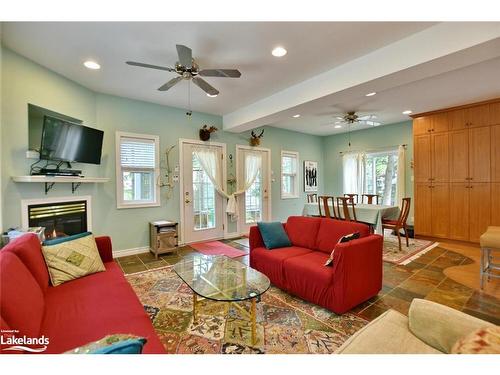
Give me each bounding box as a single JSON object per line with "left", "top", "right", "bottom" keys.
{"left": 324, "top": 232, "right": 360, "bottom": 266}
{"left": 451, "top": 326, "right": 500, "bottom": 354}
{"left": 65, "top": 334, "right": 147, "bottom": 354}
{"left": 257, "top": 222, "right": 292, "bottom": 249}
{"left": 41, "top": 232, "right": 105, "bottom": 286}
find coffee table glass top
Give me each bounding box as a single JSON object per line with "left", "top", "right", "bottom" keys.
{"left": 173, "top": 254, "right": 270, "bottom": 302}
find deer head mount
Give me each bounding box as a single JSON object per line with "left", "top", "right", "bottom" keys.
{"left": 250, "top": 129, "right": 264, "bottom": 146}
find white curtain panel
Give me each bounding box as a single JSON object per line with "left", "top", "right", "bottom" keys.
{"left": 342, "top": 152, "right": 365, "bottom": 195}
{"left": 193, "top": 146, "right": 262, "bottom": 220}
{"left": 396, "top": 145, "right": 406, "bottom": 208}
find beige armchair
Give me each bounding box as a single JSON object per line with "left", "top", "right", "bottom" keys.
{"left": 336, "top": 299, "right": 495, "bottom": 354}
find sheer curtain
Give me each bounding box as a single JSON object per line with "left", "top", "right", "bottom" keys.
{"left": 193, "top": 146, "right": 261, "bottom": 220}
{"left": 396, "top": 145, "right": 406, "bottom": 207}
{"left": 342, "top": 152, "right": 365, "bottom": 195}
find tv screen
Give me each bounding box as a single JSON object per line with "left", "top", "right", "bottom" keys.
{"left": 40, "top": 116, "right": 104, "bottom": 165}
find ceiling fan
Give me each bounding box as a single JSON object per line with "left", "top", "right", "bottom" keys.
{"left": 325, "top": 111, "right": 381, "bottom": 127}
{"left": 126, "top": 44, "right": 241, "bottom": 97}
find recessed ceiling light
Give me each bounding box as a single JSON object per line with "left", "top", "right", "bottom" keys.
{"left": 206, "top": 93, "right": 218, "bottom": 98}
{"left": 83, "top": 60, "right": 100, "bottom": 70}
{"left": 365, "top": 92, "right": 377, "bottom": 97}
{"left": 272, "top": 46, "right": 287, "bottom": 57}
{"left": 402, "top": 110, "right": 413, "bottom": 115}
{"left": 292, "top": 114, "right": 300, "bottom": 118}
{"left": 334, "top": 125, "right": 342, "bottom": 129}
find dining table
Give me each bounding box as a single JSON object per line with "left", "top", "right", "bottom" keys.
{"left": 302, "top": 202, "right": 400, "bottom": 234}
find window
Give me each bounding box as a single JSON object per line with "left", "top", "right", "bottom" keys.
{"left": 116, "top": 132, "right": 160, "bottom": 208}
{"left": 281, "top": 150, "right": 299, "bottom": 199}
{"left": 364, "top": 149, "right": 399, "bottom": 205}
{"left": 192, "top": 154, "right": 216, "bottom": 230}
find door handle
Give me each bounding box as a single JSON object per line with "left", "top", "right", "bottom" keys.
{"left": 185, "top": 198, "right": 191, "bottom": 204}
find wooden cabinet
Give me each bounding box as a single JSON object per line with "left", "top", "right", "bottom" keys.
{"left": 491, "top": 183, "right": 500, "bottom": 226}
{"left": 450, "top": 109, "right": 466, "bottom": 130}
{"left": 431, "top": 112, "right": 450, "bottom": 133}
{"left": 414, "top": 135, "right": 431, "bottom": 182}
{"left": 430, "top": 183, "right": 450, "bottom": 238}
{"left": 449, "top": 130, "right": 469, "bottom": 182}
{"left": 490, "top": 102, "right": 500, "bottom": 125}
{"left": 469, "top": 183, "right": 491, "bottom": 242}
{"left": 413, "top": 116, "right": 431, "bottom": 135}
{"left": 468, "top": 126, "right": 490, "bottom": 182}
{"left": 414, "top": 183, "right": 432, "bottom": 236}
{"left": 491, "top": 125, "right": 500, "bottom": 182}
{"left": 449, "top": 183, "right": 470, "bottom": 241}
{"left": 465, "top": 103, "right": 490, "bottom": 128}
{"left": 431, "top": 133, "right": 449, "bottom": 182}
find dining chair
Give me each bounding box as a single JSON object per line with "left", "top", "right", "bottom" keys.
{"left": 343, "top": 193, "right": 359, "bottom": 204}
{"left": 336, "top": 197, "right": 357, "bottom": 222}
{"left": 362, "top": 194, "right": 380, "bottom": 205}
{"left": 307, "top": 193, "right": 318, "bottom": 203}
{"left": 382, "top": 197, "right": 411, "bottom": 251}
{"left": 318, "top": 196, "right": 337, "bottom": 219}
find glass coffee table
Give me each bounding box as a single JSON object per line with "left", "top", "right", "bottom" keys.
{"left": 173, "top": 254, "right": 270, "bottom": 345}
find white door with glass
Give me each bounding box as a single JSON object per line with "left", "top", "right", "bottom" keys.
{"left": 236, "top": 146, "right": 271, "bottom": 235}
{"left": 182, "top": 143, "right": 225, "bottom": 243}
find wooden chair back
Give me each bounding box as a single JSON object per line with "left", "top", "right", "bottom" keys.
{"left": 343, "top": 193, "right": 358, "bottom": 203}
{"left": 396, "top": 197, "right": 411, "bottom": 226}
{"left": 336, "top": 197, "right": 357, "bottom": 222}
{"left": 318, "top": 196, "right": 337, "bottom": 219}
{"left": 362, "top": 194, "right": 380, "bottom": 205}
{"left": 306, "top": 193, "right": 318, "bottom": 203}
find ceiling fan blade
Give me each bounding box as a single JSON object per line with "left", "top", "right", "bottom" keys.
{"left": 358, "top": 114, "right": 376, "bottom": 120}
{"left": 199, "top": 69, "right": 241, "bottom": 78}
{"left": 126, "top": 61, "right": 175, "bottom": 72}
{"left": 192, "top": 77, "right": 219, "bottom": 96}
{"left": 158, "top": 77, "right": 183, "bottom": 91}
{"left": 359, "top": 120, "right": 381, "bottom": 126}
{"left": 176, "top": 44, "right": 192, "bottom": 68}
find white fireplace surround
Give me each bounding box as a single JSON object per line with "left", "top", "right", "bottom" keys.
{"left": 21, "top": 195, "right": 92, "bottom": 231}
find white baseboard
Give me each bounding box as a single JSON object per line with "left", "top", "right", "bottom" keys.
{"left": 113, "top": 246, "right": 149, "bottom": 258}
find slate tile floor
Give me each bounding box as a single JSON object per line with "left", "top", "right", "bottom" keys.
{"left": 116, "top": 238, "right": 500, "bottom": 325}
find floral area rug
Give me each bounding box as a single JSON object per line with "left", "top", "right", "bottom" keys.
{"left": 383, "top": 233, "right": 438, "bottom": 265}
{"left": 125, "top": 266, "right": 368, "bottom": 354}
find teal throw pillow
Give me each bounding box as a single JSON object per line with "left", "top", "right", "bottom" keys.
{"left": 257, "top": 222, "right": 292, "bottom": 249}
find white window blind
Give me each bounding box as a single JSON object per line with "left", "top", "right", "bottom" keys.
{"left": 120, "top": 138, "right": 156, "bottom": 169}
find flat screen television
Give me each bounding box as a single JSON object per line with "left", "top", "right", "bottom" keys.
{"left": 40, "top": 115, "right": 104, "bottom": 165}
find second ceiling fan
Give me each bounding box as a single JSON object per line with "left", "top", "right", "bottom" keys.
{"left": 126, "top": 44, "right": 241, "bottom": 97}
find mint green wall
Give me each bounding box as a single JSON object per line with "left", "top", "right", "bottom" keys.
{"left": 322, "top": 121, "right": 414, "bottom": 221}
{"left": 1, "top": 48, "right": 324, "bottom": 250}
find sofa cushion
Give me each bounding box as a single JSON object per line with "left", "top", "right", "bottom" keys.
{"left": 282, "top": 252, "right": 334, "bottom": 304}
{"left": 65, "top": 334, "right": 147, "bottom": 354}
{"left": 315, "top": 218, "right": 370, "bottom": 254}
{"left": 257, "top": 222, "right": 292, "bottom": 249}
{"left": 42, "top": 233, "right": 106, "bottom": 286}
{"left": 285, "top": 216, "right": 321, "bottom": 249}
{"left": 336, "top": 310, "right": 441, "bottom": 354}
{"left": 3, "top": 233, "right": 50, "bottom": 292}
{"left": 250, "top": 246, "right": 313, "bottom": 289}
{"left": 325, "top": 232, "right": 361, "bottom": 266}
{"left": 39, "top": 262, "right": 165, "bottom": 354}
{"left": 0, "top": 252, "right": 45, "bottom": 338}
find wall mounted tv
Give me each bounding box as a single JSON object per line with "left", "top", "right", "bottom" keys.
{"left": 40, "top": 115, "right": 104, "bottom": 165}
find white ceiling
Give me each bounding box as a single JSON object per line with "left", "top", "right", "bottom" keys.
{"left": 2, "top": 22, "right": 500, "bottom": 136}
{"left": 1, "top": 22, "right": 433, "bottom": 115}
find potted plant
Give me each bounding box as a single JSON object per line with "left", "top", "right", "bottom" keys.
{"left": 199, "top": 125, "right": 218, "bottom": 141}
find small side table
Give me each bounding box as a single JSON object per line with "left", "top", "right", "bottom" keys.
{"left": 149, "top": 221, "right": 178, "bottom": 259}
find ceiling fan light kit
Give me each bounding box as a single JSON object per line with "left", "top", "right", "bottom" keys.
{"left": 126, "top": 44, "right": 241, "bottom": 97}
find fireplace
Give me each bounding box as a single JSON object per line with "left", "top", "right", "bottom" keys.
{"left": 22, "top": 196, "right": 92, "bottom": 240}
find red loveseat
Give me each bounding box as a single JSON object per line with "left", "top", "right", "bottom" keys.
{"left": 250, "top": 216, "right": 383, "bottom": 314}
{"left": 0, "top": 234, "right": 165, "bottom": 354}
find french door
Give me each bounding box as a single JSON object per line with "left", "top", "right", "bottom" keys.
{"left": 236, "top": 146, "right": 271, "bottom": 235}
{"left": 181, "top": 141, "right": 225, "bottom": 243}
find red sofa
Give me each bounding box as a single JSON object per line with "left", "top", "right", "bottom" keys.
{"left": 250, "top": 216, "right": 383, "bottom": 314}
{"left": 0, "top": 234, "right": 165, "bottom": 354}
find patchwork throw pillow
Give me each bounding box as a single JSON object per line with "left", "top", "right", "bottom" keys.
{"left": 324, "top": 232, "right": 360, "bottom": 266}
{"left": 257, "top": 221, "right": 292, "bottom": 249}
{"left": 65, "top": 334, "right": 147, "bottom": 354}
{"left": 42, "top": 232, "right": 105, "bottom": 286}
{"left": 451, "top": 326, "right": 500, "bottom": 354}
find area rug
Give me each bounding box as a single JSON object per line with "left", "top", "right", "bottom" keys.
{"left": 190, "top": 240, "right": 247, "bottom": 258}
{"left": 125, "top": 266, "right": 368, "bottom": 354}
{"left": 232, "top": 238, "right": 250, "bottom": 248}
{"left": 383, "top": 234, "right": 439, "bottom": 265}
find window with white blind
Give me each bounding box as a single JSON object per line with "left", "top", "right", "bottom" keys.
{"left": 281, "top": 150, "right": 299, "bottom": 199}
{"left": 115, "top": 131, "right": 160, "bottom": 208}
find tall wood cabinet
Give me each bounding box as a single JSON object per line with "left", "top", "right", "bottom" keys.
{"left": 412, "top": 98, "right": 500, "bottom": 243}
